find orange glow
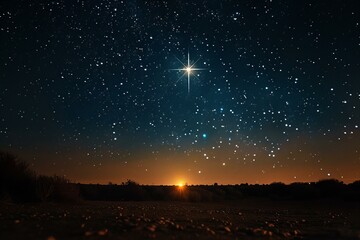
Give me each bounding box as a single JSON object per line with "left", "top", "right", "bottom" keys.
{"left": 177, "top": 181, "right": 186, "bottom": 188}
{"left": 27, "top": 133, "right": 360, "bottom": 185}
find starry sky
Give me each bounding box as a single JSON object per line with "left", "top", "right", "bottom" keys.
{"left": 1, "top": 0, "right": 360, "bottom": 185}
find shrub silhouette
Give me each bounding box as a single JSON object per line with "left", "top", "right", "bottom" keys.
{"left": 0, "top": 151, "right": 37, "bottom": 202}
{"left": 36, "top": 175, "right": 81, "bottom": 202}
{"left": 0, "top": 151, "right": 80, "bottom": 203}
{"left": 268, "top": 182, "right": 288, "bottom": 199}
{"left": 36, "top": 175, "right": 55, "bottom": 202}
{"left": 315, "top": 179, "right": 344, "bottom": 198}
{"left": 348, "top": 180, "right": 360, "bottom": 200}
{"left": 51, "top": 176, "right": 81, "bottom": 202}
{"left": 121, "top": 179, "right": 146, "bottom": 200}
{"left": 287, "top": 182, "right": 316, "bottom": 200}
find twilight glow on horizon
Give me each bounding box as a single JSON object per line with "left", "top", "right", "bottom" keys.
{"left": 0, "top": 1, "right": 359, "bottom": 185}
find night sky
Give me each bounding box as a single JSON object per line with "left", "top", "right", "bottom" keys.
{"left": 1, "top": 0, "right": 360, "bottom": 185}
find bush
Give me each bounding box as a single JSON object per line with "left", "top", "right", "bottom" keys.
{"left": 36, "top": 175, "right": 55, "bottom": 202}
{"left": 51, "top": 176, "right": 81, "bottom": 202}
{"left": 316, "top": 179, "right": 344, "bottom": 198}
{"left": 0, "top": 151, "right": 80, "bottom": 203}
{"left": 0, "top": 151, "right": 37, "bottom": 202}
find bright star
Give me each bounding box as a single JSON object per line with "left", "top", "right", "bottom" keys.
{"left": 170, "top": 52, "right": 205, "bottom": 93}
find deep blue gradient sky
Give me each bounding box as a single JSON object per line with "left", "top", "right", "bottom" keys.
{"left": 1, "top": 0, "right": 359, "bottom": 184}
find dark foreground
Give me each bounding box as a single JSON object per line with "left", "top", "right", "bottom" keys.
{"left": 0, "top": 199, "right": 359, "bottom": 240}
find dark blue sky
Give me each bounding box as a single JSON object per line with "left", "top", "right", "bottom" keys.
{"left": 1, "top": 0, "right": 359, "bottom": 184}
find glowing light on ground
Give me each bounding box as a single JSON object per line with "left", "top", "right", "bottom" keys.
{"left": 177, "top": 181, "right": 186, "bottom": 188}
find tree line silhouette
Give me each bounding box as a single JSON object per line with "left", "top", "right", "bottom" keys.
{"left": 1, "top": 151, "right": 360, "bottom": 203}
{"left": 0, "top": 151, "right": 80, "bottom": 202}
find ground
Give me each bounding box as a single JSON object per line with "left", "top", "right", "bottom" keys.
{"left": 0, "top": 199, "right": 359, "bottom": 240}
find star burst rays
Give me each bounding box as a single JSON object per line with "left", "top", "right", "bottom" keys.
{"left": 170, "top": 52, "right": 205, "bottom": 93}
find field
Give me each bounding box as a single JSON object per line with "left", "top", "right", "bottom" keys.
{"left": 1, "top": 199, "right": 359, "bottom": 240}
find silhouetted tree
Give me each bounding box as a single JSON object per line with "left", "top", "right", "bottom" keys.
{"left": 0, "top": 151, "right": 37, "bottom": 202}
{"left": 122, "top": 179, "right": 139, "bottom": 186}
{"left": 36, "top": 175, "right": 55, "bottom": 202}
{"left": 0, "top": 151, "right": 80, "bottom": 203}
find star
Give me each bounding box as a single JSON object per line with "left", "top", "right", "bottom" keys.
{"left": 170, "top": 52, "right": 205, "bottom": 93}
